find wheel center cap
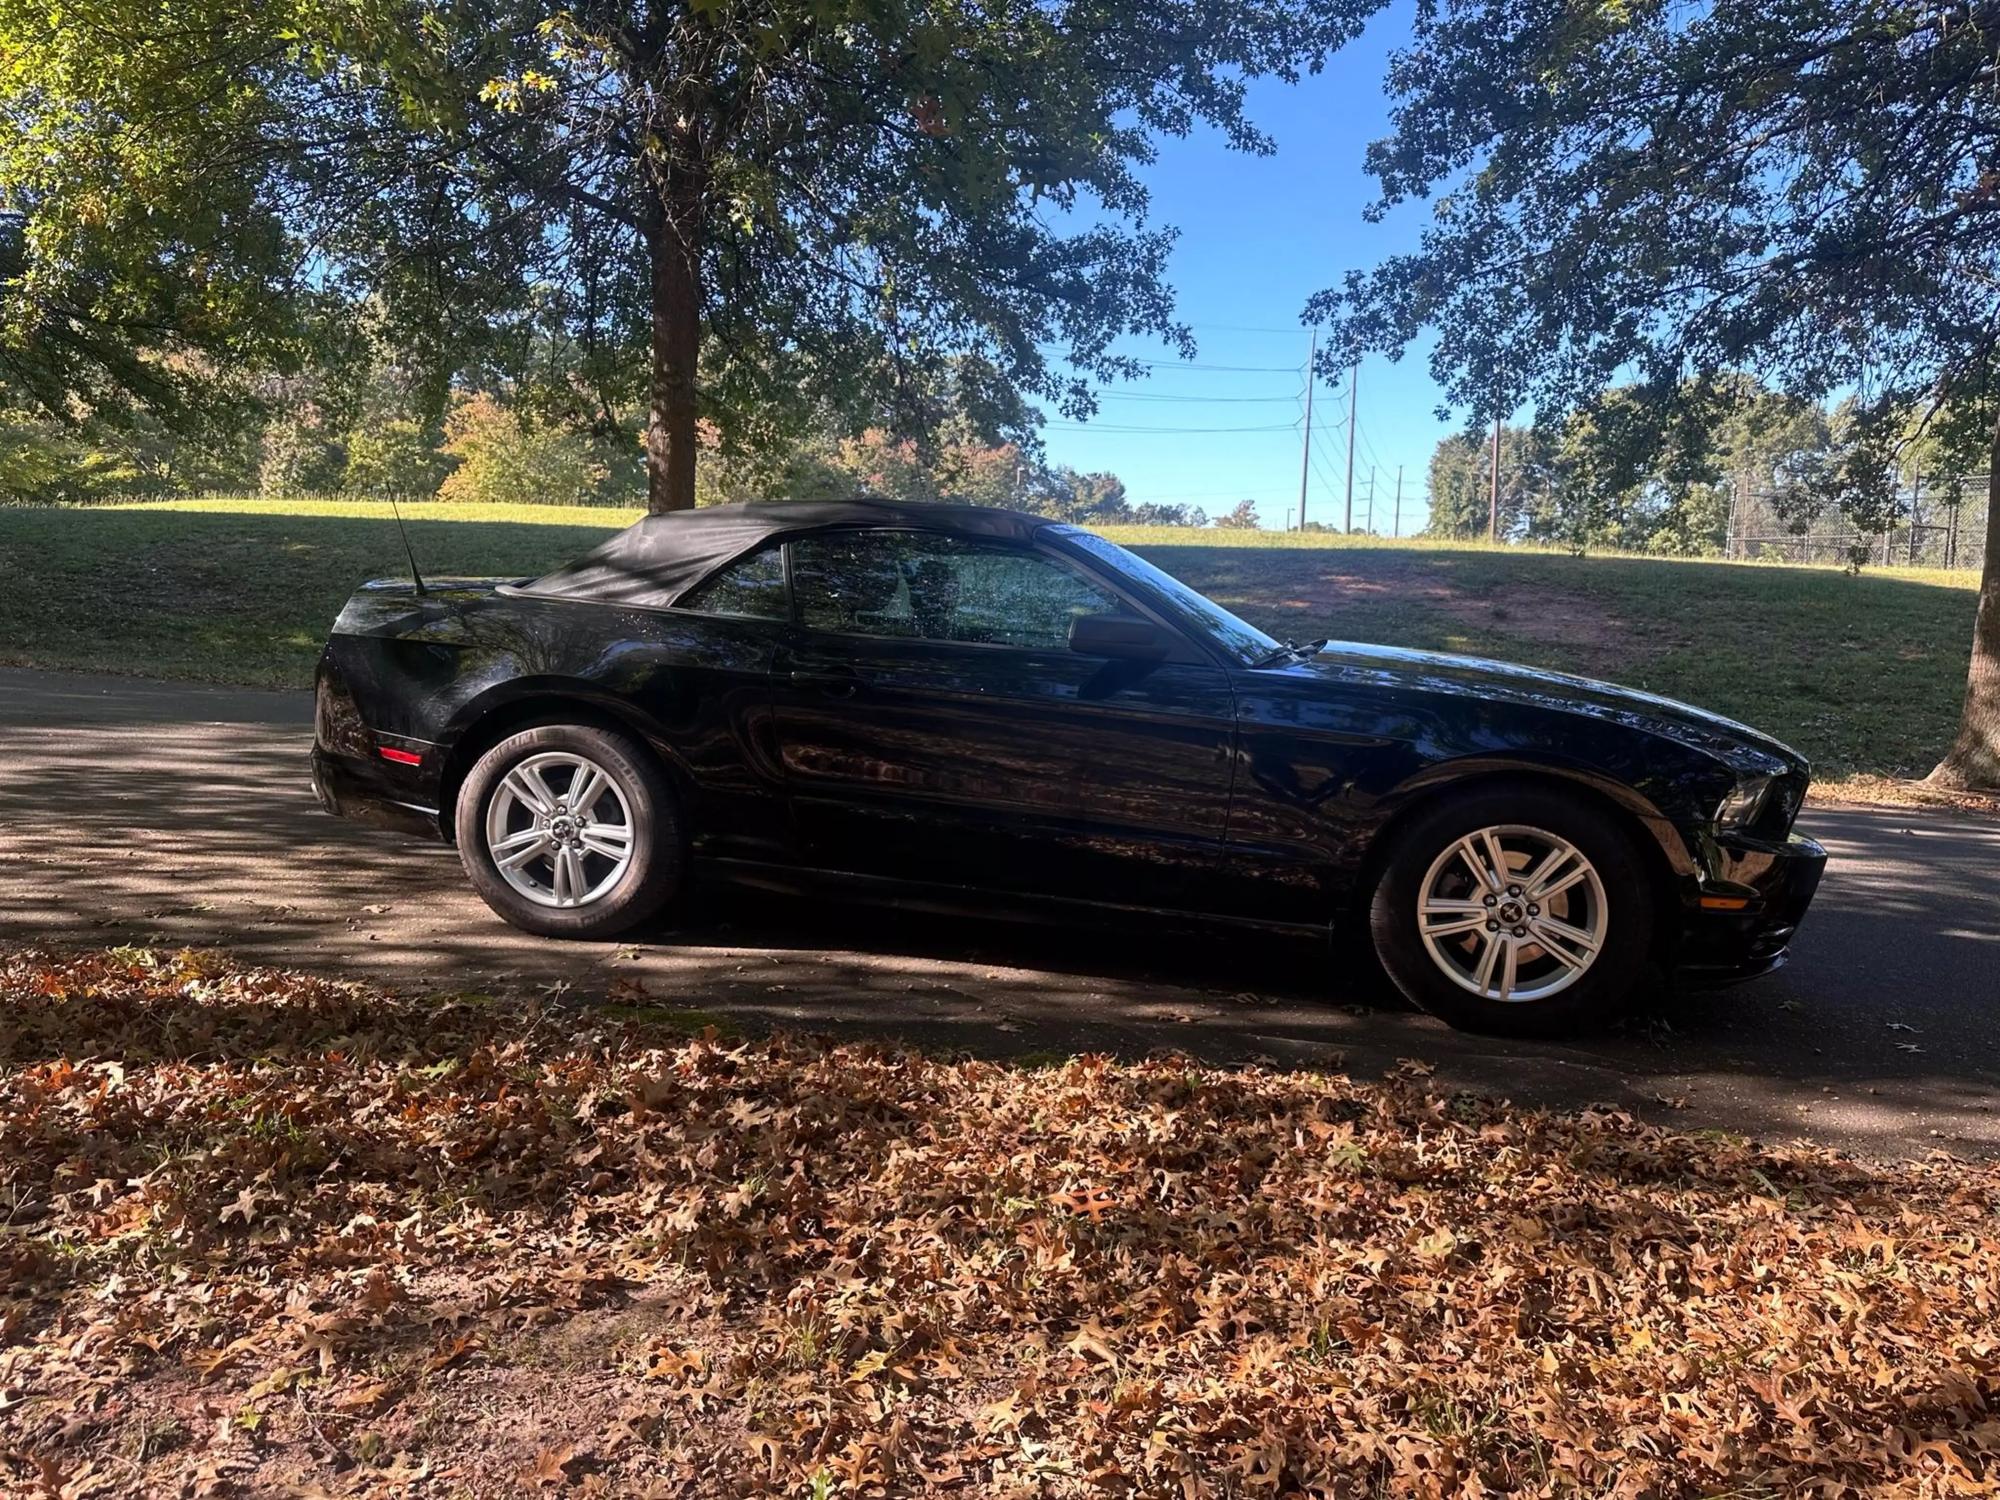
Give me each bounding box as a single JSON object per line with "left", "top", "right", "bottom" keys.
{"left": 550, "top": 815, "right": 578, "bottom": 842}
{"left": 1499, "top": 900, "right": 1526, "bottom": 925}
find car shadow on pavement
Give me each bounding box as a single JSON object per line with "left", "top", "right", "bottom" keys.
{"left": 3, "top": 666, "right": 1998, "bottom": 1159}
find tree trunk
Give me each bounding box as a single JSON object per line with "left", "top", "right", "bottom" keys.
{"left": 644, "top": 171, "right": 701, "bottom": 515}
{"left": 1926, "top": 408, "right": 2000, "bottom": 790}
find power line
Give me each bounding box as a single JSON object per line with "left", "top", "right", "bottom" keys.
{"left": 1181, "top": 321, "right": 1311, "bottom": 335}
{"left": 1297, "top": 330, "right": 1317, "bottom": 530}
{"left": 1127, "top": 488, "right": 1295, "bottom": 503}
{"left": 1041, "top": 419, "right": 1302, "bottom": 434}
{"left": 1092, "top": 391, "right": 1306, "bottom": 405}
{"left": 1343, "top": 359, "right": 1359, "bottom": 530}
{"left": 1121, "top": 358, "right": 1306, "bottom": 373}
{"left": 1306, "top": 443, "right": 1345, "bottom": 510}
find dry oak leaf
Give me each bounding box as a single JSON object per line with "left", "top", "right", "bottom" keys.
{"left": 521, "top": 1444, "right": 580, "bottom": 1488}
{"left": 1050, "top": 1186, "right": 1122, "bottom": 1221}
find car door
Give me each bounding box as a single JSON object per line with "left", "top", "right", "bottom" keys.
{"left": 767, "top": 528, "right": 1239, "bottom": 913}
{"left": 609, "top": 541, "right": 796, "bottom": 867}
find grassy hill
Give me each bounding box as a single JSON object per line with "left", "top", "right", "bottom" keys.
{"left": 0, "top": 496, "right": 1979, "bottom": 781}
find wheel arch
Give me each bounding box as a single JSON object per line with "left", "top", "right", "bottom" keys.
{"left": 434, "top": 685, "right": 685, "bottom": 843}
{"left": 1353, "top": 762, "right": 1688, "bottom": 958}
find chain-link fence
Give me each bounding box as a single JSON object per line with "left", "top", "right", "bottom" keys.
{"left": 1726, "top": 480, "right": 1989, "bottom": 572}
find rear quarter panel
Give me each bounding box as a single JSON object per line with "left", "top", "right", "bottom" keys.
{"left": 319, "top": 585, "right": 790, "bottom": 859}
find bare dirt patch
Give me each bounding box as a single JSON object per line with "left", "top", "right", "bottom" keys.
{"left": 1424, "top": 581, "right": 1634, "bottom": 657}
{"left": 1296, "top": 569, "right": 1636, "bottom": 664}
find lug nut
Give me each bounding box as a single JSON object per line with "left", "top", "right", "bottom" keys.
{"left": 1513, "top": 926, "right": 1528, "bottom": 937}
{"left": 1507, "top": 885, "right": 1522, "bottom": 897}
{"left": 1528, "top": 904, "right": 1540, "bottom": 916}
{"left": 1483, "top": 894, "right": 1497, "bottom": 907}
{"left": 1486, "top": 921, "right": 1499, "bottom": 932}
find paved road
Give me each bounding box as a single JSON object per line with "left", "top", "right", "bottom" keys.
{"left": 3, "top": 665, "right": 1997, "bottom": 1160}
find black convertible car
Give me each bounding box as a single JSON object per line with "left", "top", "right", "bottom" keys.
{"left": 313, "top": 499, "right": 1825, "bottom": 1033}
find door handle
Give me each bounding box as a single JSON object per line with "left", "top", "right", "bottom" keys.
{"left": 789, "top": 667, "right": 861, "bottom": 698}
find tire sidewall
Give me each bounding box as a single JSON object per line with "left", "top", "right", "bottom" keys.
{"left": 454, "top": 723, "right": 680, "bottom": 939}
{"left": 1369, "top": 784, "right": 1654, "bottom": 1035}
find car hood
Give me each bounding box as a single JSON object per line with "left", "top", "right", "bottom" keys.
{"left": 1287, "top": 640, "right": 1805, "bottom": 775}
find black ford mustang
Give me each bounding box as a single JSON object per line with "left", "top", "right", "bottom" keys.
{"left": 313, "top": 499, "right": 1825, "bottom": 1034}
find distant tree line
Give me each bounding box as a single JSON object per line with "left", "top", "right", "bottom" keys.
{"left": 0, "top": 303, "right": 1233, "bottom": 526}
{"left": 1422, "top": 377, "right": 1970, "bottom": 558}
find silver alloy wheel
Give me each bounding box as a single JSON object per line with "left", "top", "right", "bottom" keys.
{"left": 1415, "top": 824, "right": 1608, "bottom": 1004}
{"left": 483, "top": 751, "right": 637, "bottom": 909}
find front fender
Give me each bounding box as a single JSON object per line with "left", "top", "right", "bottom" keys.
{"left": 1380, "top": 752, "right": 1704, "bottom": 879}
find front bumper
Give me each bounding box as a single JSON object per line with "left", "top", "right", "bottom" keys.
{"left": 1672, "top": 828, "right": 1827, "bottom": 984}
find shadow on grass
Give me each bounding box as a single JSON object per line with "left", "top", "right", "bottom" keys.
{"left": 0, "top": 504, "right": 625, "bottom": 688}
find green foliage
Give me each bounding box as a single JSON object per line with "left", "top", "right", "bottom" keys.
{"left": 437, "top": 393, "right": 639, "bottom": 509}
{"left": 1310, "top": 2, "right": 2000, "bottom": 465}
{"left": 257, "top": 413, "right": 344, "bottom": 501}
{"left": 1, "top": 0, "right": 1371, "bottom": 510}
{"left": 0, "top": 409, "right": 69, "bottom": 502}
{"left": 0, "top": 2, "right": 307, "bottom": 434}
{"left": 1423, "top": 378, "right": 1958, "bottom": 560}
{"left": 1214, "top": 499, "right": 1262, "bottom": 530}
{"left": 342, "top": 418, "right": 447, "bottom": 497}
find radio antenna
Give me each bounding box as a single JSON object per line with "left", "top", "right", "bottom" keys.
{"left": 387, "top": 495, "right": 428, "bottom": 596}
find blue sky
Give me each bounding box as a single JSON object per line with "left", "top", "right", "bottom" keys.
{"left": 1037, "top": 3, "right": 1458, "bottom": 533}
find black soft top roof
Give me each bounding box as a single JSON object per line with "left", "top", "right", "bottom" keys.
{"left": 511, "top": 498, "right": 1054, "bottom": 609}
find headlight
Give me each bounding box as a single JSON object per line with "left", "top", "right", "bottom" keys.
{"left": 1716, "top": 775, "right": 1774, "bottom": 829}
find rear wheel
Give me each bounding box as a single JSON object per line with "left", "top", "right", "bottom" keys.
{"left": 1368, "top": 785, "right": 1653, "bottom": 1035}
{"left": 455, "top": 723, "right": 680, "bottom": 939}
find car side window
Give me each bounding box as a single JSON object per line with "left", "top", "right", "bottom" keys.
{"left": 791, "top": 532, "right": 1122, "bottom": 650}
{"left": 679, "top": 544, "right": 789, "bottom": 620}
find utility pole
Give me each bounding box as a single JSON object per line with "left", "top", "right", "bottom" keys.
{"left": 1488, "top": 413, "right": 1502, "bottom": 543}
{"left": 1344, "top": 359, "right": 1359, "bottom": 532}
{"left": 1297, "top": 331, "right": 1315, "bottom": 531}
{"left": 1394, "top": 465, "right": 1403, "bottom": 538}
{"left": 1365, "top": 467, "right": 1376, "bottom": 533}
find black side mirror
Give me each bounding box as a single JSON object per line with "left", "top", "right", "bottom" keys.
{"left": 1069, "top": 612, "right": 1171, "bottom": 660}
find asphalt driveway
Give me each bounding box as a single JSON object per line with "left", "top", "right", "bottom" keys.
{"left": 2, "top": 664, "right": 1996, "bottom": 1160}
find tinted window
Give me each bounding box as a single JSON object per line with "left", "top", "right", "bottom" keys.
{"left": 791, "top": 532, "right": 1122, "bottom": 650}
{"left": 1053, "top": 527, "right": 1280, "bottom": 666}
{"left": 680, "top": 545, "right": 788, "bottom": 620}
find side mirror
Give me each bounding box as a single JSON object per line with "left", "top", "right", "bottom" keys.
{"left": 1069, "top": 612, "right": 1171, "bottom": 660}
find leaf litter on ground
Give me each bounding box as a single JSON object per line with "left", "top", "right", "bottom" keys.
{"left": 2, "top": 945, "right": 1998, "bottom": 1497}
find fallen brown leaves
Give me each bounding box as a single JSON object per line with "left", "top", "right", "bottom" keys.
{"left": 3, "top": 946, "right": 1998, "bottom": 1498}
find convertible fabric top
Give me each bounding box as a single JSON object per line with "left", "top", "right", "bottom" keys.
{"left": 511, "top": 499, "right": 1053, "bottom": 609}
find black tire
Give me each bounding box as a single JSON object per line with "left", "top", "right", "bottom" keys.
{"left": 454, "top": 723, "right": 681, "bottom": 940}
{"left": 1367, "top": 782, "right": 1655, "bottom": 1036}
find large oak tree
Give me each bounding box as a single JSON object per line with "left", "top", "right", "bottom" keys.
{"left": 2, "top": 1, "right": 1366, "bottom": 513}
{"left": 1309, "top": 0, "right": 2000, "bottom": 789}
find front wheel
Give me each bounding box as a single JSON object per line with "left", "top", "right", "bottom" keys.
{"left": 1368, "top": 785, "right": 1654, "bottom": 1035}
{"left": 455, "top": 723, "right": 681, "bottom": 939}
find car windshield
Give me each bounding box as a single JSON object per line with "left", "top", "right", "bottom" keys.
{"left": 1053, "top": 527, "right": 1283, "bottom": 667}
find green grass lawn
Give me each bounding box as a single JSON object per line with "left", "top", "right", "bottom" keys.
{"left": 0, "top": 496, "right": 1979, "bottom": 779}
